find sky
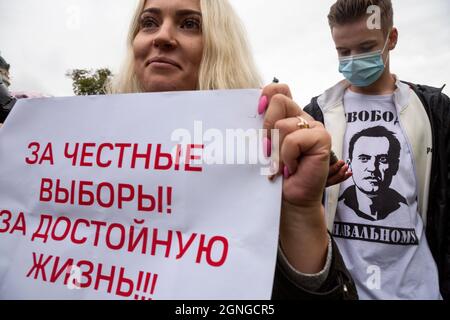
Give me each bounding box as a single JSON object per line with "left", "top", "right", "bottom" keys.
{"left": 0, "top": 0, "right": 449, "bottom": 107}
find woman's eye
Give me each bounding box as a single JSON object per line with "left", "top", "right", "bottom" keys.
{"left": 181, "top": 18, "right": 201, "bottom": 30}
{"left": 141, "top": 17, "right": 158, "bottom": 30}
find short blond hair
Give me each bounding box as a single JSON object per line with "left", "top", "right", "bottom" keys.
{"left": 109, "top": 0, "right": 262, "bottom": 93}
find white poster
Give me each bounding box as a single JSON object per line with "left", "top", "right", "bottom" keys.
{"left": 0, "top": 90, "right": 282, "bottom": 300}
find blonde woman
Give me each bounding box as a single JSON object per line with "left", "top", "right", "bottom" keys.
{"left": 110, "top": 0, "right": 356, "bottom": 299}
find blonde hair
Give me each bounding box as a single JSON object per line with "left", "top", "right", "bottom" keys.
{"left": 109, "top": 0, "right": 262, "bottom": 93}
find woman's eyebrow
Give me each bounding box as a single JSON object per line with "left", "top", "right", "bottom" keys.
{"left": 140, "top": 8, "right": 202, "bottom": 17}
{"left": 141, "top": 8, "right": 161, "bottom": 16}
{"left": 175, "top": 9, "right": 202, "bottom": 17}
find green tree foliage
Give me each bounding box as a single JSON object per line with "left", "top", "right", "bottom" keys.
{"left": 66, "top": 68, "right": 113, "bottom": 96}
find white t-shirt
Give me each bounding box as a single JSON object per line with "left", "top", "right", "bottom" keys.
{"left": 332, "top": 89, "right": 441, "bottom": 300}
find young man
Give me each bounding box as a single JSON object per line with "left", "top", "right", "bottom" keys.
{"left": 304, "top": 0, "right": 449, "bottom": 300}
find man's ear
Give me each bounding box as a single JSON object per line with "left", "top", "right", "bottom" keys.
{"left": 388, "top": 27, "right": 398, "bottom": 50}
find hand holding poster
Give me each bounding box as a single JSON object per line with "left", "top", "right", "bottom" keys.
{"left": 0, "top": 90, "right": 282, "bottom": 300}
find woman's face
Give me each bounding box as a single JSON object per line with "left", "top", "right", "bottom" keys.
{"left": 133, "top": 0, "right": 203, "bottom": 92}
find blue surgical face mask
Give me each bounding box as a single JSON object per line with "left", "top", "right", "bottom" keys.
{"left": 338, "top": 33, "right": 391, "bottom": 87}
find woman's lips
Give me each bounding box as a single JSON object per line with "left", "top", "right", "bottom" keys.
{"left": 146, "top": 57, "right": 181, "bottom": 69}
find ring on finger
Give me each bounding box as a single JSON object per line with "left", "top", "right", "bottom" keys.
{"left": 296, "top": 116, "right": 310, "bottom": 129}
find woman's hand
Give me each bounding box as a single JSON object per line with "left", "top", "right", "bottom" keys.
{"left": 259, "top": 83, "right": 330, "bottom": 274}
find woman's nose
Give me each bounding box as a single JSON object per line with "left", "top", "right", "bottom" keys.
{"left": 153, "top": 22, "right": 177, "bottom": 50}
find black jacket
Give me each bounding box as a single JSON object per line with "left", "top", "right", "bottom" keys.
{"left": 304, "top": 82, "right": 450, "bottom": 300}
{"left": 272, "top": 237, "right": 358, "bottom": 300}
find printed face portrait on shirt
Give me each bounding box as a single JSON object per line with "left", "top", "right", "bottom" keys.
{"left": 349, "top": 126, "right": 400, "bottom": 195}
{"left": 339, "top": 126, "right": 407, "bottom": 222}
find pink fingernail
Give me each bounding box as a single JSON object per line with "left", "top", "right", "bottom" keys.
{"left": 263, "top": 137, "right": 272, "bottom": 157}
{"left": 283, "top": 165, "right": 291, "bottom": 179}
{"left": 258, "top": 96, "right": 268, "bottom": 115}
